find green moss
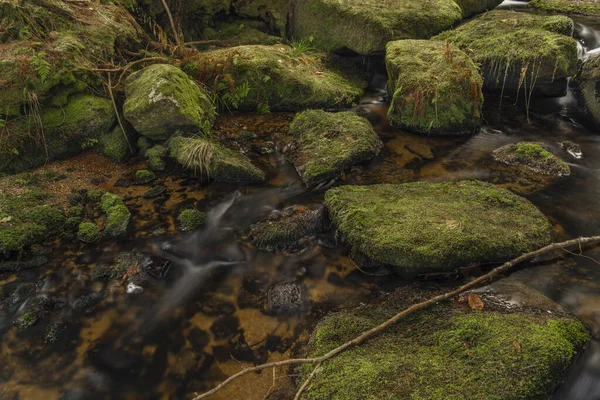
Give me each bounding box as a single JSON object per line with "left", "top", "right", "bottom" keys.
{"left": 146, "top": 145, "right": 168, "bottom": 171}
{"left": 68, "top": 206, "right": 84, "bottom": 217}
{"left": 134, "top": 169, "right": 156, "bottom": 184}
{"left": 16, "top": 312, "right": 40, "bottom": 329}
{"left": 178, "top": 209, "right": 207, "bottom": 232}
{"left": 291, "top": 0, "right": 463, "bottom": 55}
{"left": 287, "top": 110, "right": 383, "bottom": 186}
{"left": 324, "top": 181, "right": 554, "bottom": 276}
{"left": 99, "top": 126, "right": 134, "bottom": 162}
{"left": 300, "top": 295, "right": 589, "bottom": 400}
{"left": 202, "top": 20, "right": 283, "bottom": 47}
{"left": 0, "top": 191, "right": 64, "bottom": 253}
{"left": 386, "top": 40, "right": 483, "bottom": 135}
{"left": 77, "top": 221, "right": 100, "bottom": 243}
{"left": 183, "top": 45, "right": 366, "bottom": 111}
{"left": 529, "top": 0, "right": 600, "bottom": 16}
{"left": 86, "top": 190, "right": 104, "bottom": 204}
{"left": 169, "top": 136, "right": 265, "bottom": 183}
{"left": 435, "top": 10, "right": 578, "bottom": 96}
{"left": 123, "top": 64, "right": 216, "bottom": 141}
{"left": 137, "top": 137, "right": 153, "bottom": 157}
{"left": 100, "top": 193, "right": 130, "bottom": 236}
{"left": 493, "top": 141, "right": 571, "bottom": 176}
{"left": 65, "top": 216, "right": 83, "bottom": 231}
{"left": 453, "top": 0, "right": 504, "bottom": 17}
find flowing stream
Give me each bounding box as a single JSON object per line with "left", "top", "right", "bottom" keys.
{"left": 2, "top": 10, "right": 600, "bottom": 400}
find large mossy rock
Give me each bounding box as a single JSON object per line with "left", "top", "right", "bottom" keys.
{"left": 299, "top": 287, "right": 589, "bottom": 400}
{"left": 436, "top": 10, "right": 578, "bottom": 97}
{"left": 529, "top": 0, "right": 600, "bottom": 16}
{"left": 0, "top": 95, "right": 117, "bottom": 174}
{"left": 168, "top": 136, "right": 265, "bottom": 183}
{"left": 286, "top": 110, "right": 383, "bottom": 186}
{"left": 324, "top": 181, "right": 553, "bottom": 276}
{"left": 454, "top": 0, "right": 505, "bottom": 17}
{"left": 386, "top": 40, "right": 483, "bottom": 135}
{"left": 290, "top": 0, "right": 463, "bottom": 55}
{"left": 493, "top": 141, "right": 571, "bottom": 177}
{"left": 123, "top": 64, "right": 216, "bottom": 141}
{"left": 575, "top": 52, "right": 600, "bottom": 128}
{"left": 183, "top": 45, "right": 366, "bottom": 111}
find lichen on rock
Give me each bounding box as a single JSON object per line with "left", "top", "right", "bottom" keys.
{"left": 386, "top": 40, "right": 483, "bottom": 135}
{"left": 286, "top": 110, "right": 383, "bottom": 186}
{"left": 493, "top": 141, "right": 571, "bottom": 176}
{"left": 324, "top": 180, "right": 554, "bottom": 276}
{"left": 435, "top": 10, "right": 578, "bottom": 97}
{"left": 123, "top": 64, "right": 216, "bottom": 141}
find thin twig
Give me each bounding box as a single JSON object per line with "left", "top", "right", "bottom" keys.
{"left": 160, "top": 0, "right": 181, "bottom": 47}
{"left": 192, "top": 235, "right": 600, "bottom": 400}
{"left": 294, "top": 362, "right": 321, "bottom": 400}
{"left": 107, "top": 72, "right": 134, "bottom": 154}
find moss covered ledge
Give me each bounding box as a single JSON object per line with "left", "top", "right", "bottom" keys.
{"left": 324, "top": 181, "right": 554, "bottom": 277}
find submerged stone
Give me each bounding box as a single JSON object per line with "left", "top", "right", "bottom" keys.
{"left": 267, "top": 281, "right": 307, "bottom": 314}
{"left": 183, "top": 45, "right": 366, "bottom": 112}
{"left": 436, "top": 10, "right": 578, "bottom": 97}
{"left": 169, "top": 136, "right": 265, "bottom": 183}
{"left": 299, "top": 287, "right": 589, "bottom": 399}
{"left": 291, "top": 0, "right": 463, "bottom": 55}
{"left": 324, "top": 181, "right": 554, "bottom": 276}
{"left": 386, "top": 40, "right": 483, "bottom": 135}
{"left": 250, "top": 206, "right": 325, "bottom": 251}
{"left": 286, "top": 110, "right": 383, "bottom": 186}
{"left": 123, "top": 64, "right": 216, "bottom": 141}
{"left": 493, "top": 141, "right": 571, "bottom": 177}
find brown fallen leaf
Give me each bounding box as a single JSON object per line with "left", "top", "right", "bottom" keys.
{"left": 468, "top": 293, "right": 484, "bottom": 310}
{"left": 513, "top": 340, "right": 522, "bottom": 352}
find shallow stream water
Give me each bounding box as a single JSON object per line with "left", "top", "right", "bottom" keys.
{"left": 2, "top": 6, "right": 600, "bottom": 400}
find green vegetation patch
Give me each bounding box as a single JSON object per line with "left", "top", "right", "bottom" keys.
{"left": 0, "top": 190, "right": 64, "bottom": 254}
{"left": 287, "top": 110, "right": 383, "bottom": 186}
{"left": 202, "top": 20, "right": 283, "bottom": 47}
{"left": 291, "top": 0, "right": 463, "bottom": 55}
{"left": 183, "top": 45, "right": 366, "bottom": 112}
{"left": 100, "top": 193, "right": 131, "bottom": 236}
{"left": 324, "top": 180, "right": 553, "bottom": 276}
{"left": 493, "top": 141, "right": 571, "bottom": 176}
{"left": 299, "top": 293, "right": 589, "bottom": 400}
{"left": 178, "top": 209, "right": 208, "bottom": 232}
{"left": 123, "top": 64, "right": 216, "bottom": 141}
{"left": 146, "top": 145, "right": 168, "bottom": 171}
{"left": 169, "top": 136, "right": 265, "bottom": 183}
{"left": 77, "top": 221, "right": 100, "bottom": 243}
{"left": 386, "top": 40, "right": 483, "bottom": 135}
{"left": 529, "top": 0, "right": 600, "bottom": 16}
{"left": 435, "top": 10, "right": 578, "bottom": 95}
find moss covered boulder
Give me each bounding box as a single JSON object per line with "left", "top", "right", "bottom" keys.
{"left": 77, "top": 222, "right": 100, "bottom": 243}
{"left": 123, "top": 64, "right": 216, "bottom": 141}
{"left": 286, "top": 110, "right": 382, "bottom": 186}
{"left": 575, "top": 52, "right": 600, "bottom": 128}
{"left": 0, "top": 191, "right": 64, "bottom": 255}
{"left": 493, "top": 142, "right": 571, "bottom": 177}
{"left": 325, "top": 181, "right": 553, "bottom": 276}
{"left": 386, "top": 40, "right": 483, "bottom": 135}
{"left": 250, "top": 206, "right": 325, "bottom": 251}
{"left": 454, "top": 0, "right": 505, "bottom": 17}
{"left": 299, "top": 287, "right": 589, "bottom": 399}
{"left": 436, "top": 10, "right": 578, "bottom": 97}
{"left": 99, "top": 126, "right": 135, "bottom": 162}
{"left": 169, "top": 136, "right": 265, "bottom": 183}
{"left": 146, "top": 145, "right": 168, "bottom": 171}
{"left": 100, "top": 193, "right": 131, "bottom": 236}
{"left": 1, "top": 95, "right": 116, "bottom": 174}
{"left": 290, "top": 0, "right": 463, "bottom": 55}
{"left": 183, "top": 45, "right": 366, "bottom": 111}
{"left": 529, "top": 0, "right": 600, "bottom": 16}
{"left": 178, "top": 209, "right": 207, "bottom": 232}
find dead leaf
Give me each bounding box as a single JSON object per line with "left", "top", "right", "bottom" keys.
{"left": 468, "top": 293, "right": 484, "bottom": 310}
{"left": 512, "top": 340, "right": 522, "bottom": 352}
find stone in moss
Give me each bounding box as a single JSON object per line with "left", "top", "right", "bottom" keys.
{"left": 386, "top": 40, "right": 483, "bottom": 135}
{"left": 99, "top": 125, "right": 135, "bottom": 162}
{"left": 291, "top": 0, "right": 463, "bottom": 55}
{"left": 435, "top": 10, "right": 578, "bottom": 97}
{"left": 169, "top": 136, "right": 265, "bottom": 183}
{"left": 123, "top": 64, "right": 216, "bottom": 141}
{"left": 529, "top": 0, "right": 600, "bottom": 16}
{"left": 493, "top": 141, "right": 571, "bottom": 177}
{"left": 183, "top": 45, "right": 366, "bottom": 112}
{"left": 134, "top": 169, "right": 156, "bottom": 185}
{"left": 324, "top": 180, "right": 554, "bottom": 277}
{"left": 77, "top": 222, "right": 100, "bottom": 243}
{"left": 286, "top": 110, "right": 382, "bottom": 186}
{"left": 178, "top": 209, "right": 207, "bottom": 232}
{"left": 100, "top": 193, "right": 131, "bottom": 236}
{"left": 250, "top": 206, "right": 325, "bottom": 251}
{"left": 0, "top": 95, "right": 117, "bottom": 174}
{"left": 146, "top": 145, "right": 168, "bottom": 171}
{"left": 299, "top": 288, "right": 589, "bottom": 399}
{"left": 574, "top": 51, "right": 600, "bottom": 128}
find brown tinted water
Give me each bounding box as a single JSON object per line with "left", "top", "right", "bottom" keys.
{"left": 3, "top": 21, "right": 600, "bottom": 400}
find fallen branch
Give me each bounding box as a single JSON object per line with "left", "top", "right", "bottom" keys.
{"left": 192, "top": 236, "right": 600, "bottom": 400}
